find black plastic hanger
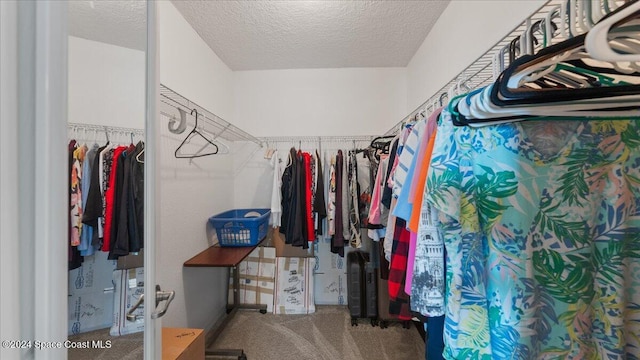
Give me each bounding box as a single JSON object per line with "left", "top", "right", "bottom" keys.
{"left": 174, "top": 109, "right": 219, "bottom": 159}
{"left": 370, "top": 135, "right": 394, "bottom": 152}
{"left": 491, "top": 2, "right": 640, "bottom": 106}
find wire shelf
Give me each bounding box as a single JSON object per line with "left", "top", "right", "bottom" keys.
{"left": 159, "top": 84, "right": 263, "bottom": 146}
{"left": 383, "top": 0, "right": 616, "bottom": 136}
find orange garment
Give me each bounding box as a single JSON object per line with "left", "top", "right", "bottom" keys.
{"left": 408, "top": 129, "right": 437, "bottom": 233}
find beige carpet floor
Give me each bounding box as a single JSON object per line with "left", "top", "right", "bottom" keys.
{"left": 208, "top": 306, "right": 425, "bottom": 360}
{"left": 68, "top": 306, "right": 425, "bottom": 360}
{"left": 68, "top": 328, "right": 143, "bottom": 360}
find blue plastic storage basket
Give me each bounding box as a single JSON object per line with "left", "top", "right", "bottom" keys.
{"left": 208, "top": 208, "right": 270, "bottom": 247}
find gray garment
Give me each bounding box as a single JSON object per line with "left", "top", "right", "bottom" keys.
{"left": 410, "top": 203, "right": 445, "bottom": 317}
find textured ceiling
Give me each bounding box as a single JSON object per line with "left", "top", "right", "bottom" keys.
{"left": 171, "top": 0, "right": 451, "bottom": 71}
{"left": 68, "top": 0, "right": 146, "bottom": 51}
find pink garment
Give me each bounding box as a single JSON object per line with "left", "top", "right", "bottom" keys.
{"left": 404, "top": 230, "right": 418, "bottom": 295}
{"left": 367, "top": 154, "right": 388, "bottom": 226}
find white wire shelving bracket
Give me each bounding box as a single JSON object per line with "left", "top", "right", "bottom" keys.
{"left": 383, "top": 0, "right": 579, "bottom": 136}
{"left": 68, "top": 122, "right": 145, "bottom": 143}
{"left": 68, "top": 122, "right": 145, "bottom": 135}
{"left": 159, "top": 83, "right": 263, "bottom": 147}
{"left": 259, "top": 135, "right": 376, "bottom": 144}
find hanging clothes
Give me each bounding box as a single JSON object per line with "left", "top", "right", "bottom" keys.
{"left": 78, "top": 144, "right": 99, "bottom": 256}
{"left": 387, "top": 217, "right": 413, "bottom": 321}
{"left": 340, "top": 150, "right": 351, "bottom": 244}
{"left": 332, "top": 150, "right": 345, "bottom": 256}
{"left": 327, "top": 152, "right": 336, "bottom": 237}
{"left": 128, "top": 141, "right": 145, "bottom": 253}
{"left": 70, "top": 144, "right": 87, "bottom": 247}
{"left": 101, "top": 146, "right": 120, "bottom": 251}
{"left": 68, "top": 140, "right": 83, "bottom": 271}
{"left": 348, "top": 151, "right": 362, "bottom": 248}
{"left": 279, "top": 147, "right": 308, "bottom": 249}
{"left": 425, "top": 109, "right": 640, "bottom": 359}
{"left": 83, "top": 143, "right": 108, "bottom": 250}
{"left": 313, "top": 150, "right": 327, "bottom": 235}
{"left": 303, "top": 152, "right": 315, "bottom": 241}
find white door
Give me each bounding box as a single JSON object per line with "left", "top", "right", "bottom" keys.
{"left": 0, "top": 1, "right": 166, "bottom": 359}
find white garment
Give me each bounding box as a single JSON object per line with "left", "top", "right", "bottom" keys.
{"left": 392, "top": 120, "right": 425, "bottom": 198}
{"left": 383, "top": 197, "right": 397, "bottom": 262}
{"left": 270, "top": 150, "right": 282, "bottom": 228}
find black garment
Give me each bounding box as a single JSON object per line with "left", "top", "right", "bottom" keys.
{"left": 280, "top": 147, "right": 306, "bottom": 248}
{"left": 83, "top": 143, "right": 108, "bottom": 249}
{"left": 109, "top": 146, "right": 133, "bottom": 259}
{"left": 332, "top": 150, "right": 345, "bottom": 257}
{"left": 381, "top": 138, "right": 399, "bottom": 209}
{"left": 280, "top": 148, "right": 294, "bottom": 239}
{"left": 313, "top": 150, "right": 327, "bottom": 235}
{"left": 292, "top": 151, "right": 308, "bottom": 249}
{"left": 129, "top": 141, "right": 144, "bottom": 253}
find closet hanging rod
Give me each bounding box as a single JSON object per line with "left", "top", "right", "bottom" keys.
{"left": 68, "top": 122, "right": 144, "bottom": 136}
{"left": 259, "top": 135, "right": 375, "bottom": 144}
{"left": 384, "top": 0, "right": 569, "bottom": 136}
{"left": 159, "top": 84, "right": 263, "bottom": 147}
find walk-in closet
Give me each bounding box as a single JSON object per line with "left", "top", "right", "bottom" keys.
{"left": 2, "top": 0, "right": 640, "bottom": 359}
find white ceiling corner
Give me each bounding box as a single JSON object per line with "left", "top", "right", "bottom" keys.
{"left": 68, "top": 0, "right": 147, "bottom": 52}
{"left": 171, "top": 0, "right": 451, "bottom": 71}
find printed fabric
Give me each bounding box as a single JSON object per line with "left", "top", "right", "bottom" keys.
{"left": 70, "top": 145, "right": 87, "bottom": 246}
{"left": 327, "top": 153, "right": 336, "bottom": 236}
{"left": 425, "top": 111, "right": 640, "bottom": 359}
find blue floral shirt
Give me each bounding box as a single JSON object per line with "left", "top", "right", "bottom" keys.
{"left": 425, "top": 111, "right": 640, "bottom": 359}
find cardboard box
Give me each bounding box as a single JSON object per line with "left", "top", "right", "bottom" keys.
{"left": 110, "top": 267, "right": 145, "bottom": 336}
{"left": 274, "top": 257, "right": 316, "bottom": 314}
{"left": 116, "top": 249, "right": 144, "bottom": 270}
{"left": 68, "top": 252, "right": 117, "bottom": 335}
{"left": 272, "top": 227, "right": 314, "bottom": 258}
{"left": 228, "top": 246, "right": 276, "bottom": 313}
{"left": 162, "top": 328, "right": 204, "bottom": 360}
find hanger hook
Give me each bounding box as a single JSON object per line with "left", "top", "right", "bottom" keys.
{"left": 438, "top": 92, "right": 448, "bottom": 106}
{"left": 191, "top": 108, "right": 199, "bottom": 129}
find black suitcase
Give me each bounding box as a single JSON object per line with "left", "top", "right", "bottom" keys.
{"left": 347, "top": 251, "right": 378, "bottom": 326}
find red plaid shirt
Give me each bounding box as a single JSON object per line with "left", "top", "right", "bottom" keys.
{"left": 388, "top": 218, "right": 412, "bottom": 320}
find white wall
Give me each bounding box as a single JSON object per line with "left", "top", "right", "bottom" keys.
{"left": 159, "top": 1, "right": 234, "bottom": 122}
{"left": 233, "top": 68, "right": 407, "bottom": 137}
{"left": 68, "top": 36, "right": 145, "bottom": 130}
{"left": 405, "top": 0, "right": 546, "bottom": 112}
{"left": 157, "top": 1, "right": 236, "bottom": 331}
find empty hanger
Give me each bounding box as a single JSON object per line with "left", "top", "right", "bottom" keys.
{"left": 586, "top": 0, "right": 640, "bottom": 63}
{"left": 174, "top": 109, "right": 219, "bottom": 159}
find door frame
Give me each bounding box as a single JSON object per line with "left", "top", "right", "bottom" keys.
{"left": 1, "top": 1, "right": 68, "bottom": 359}
{"left": 144, "top": 0, "right": 162, "bottom": 358}
{"left": 1, "top": 1, "right": 160, "bottom": 358}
